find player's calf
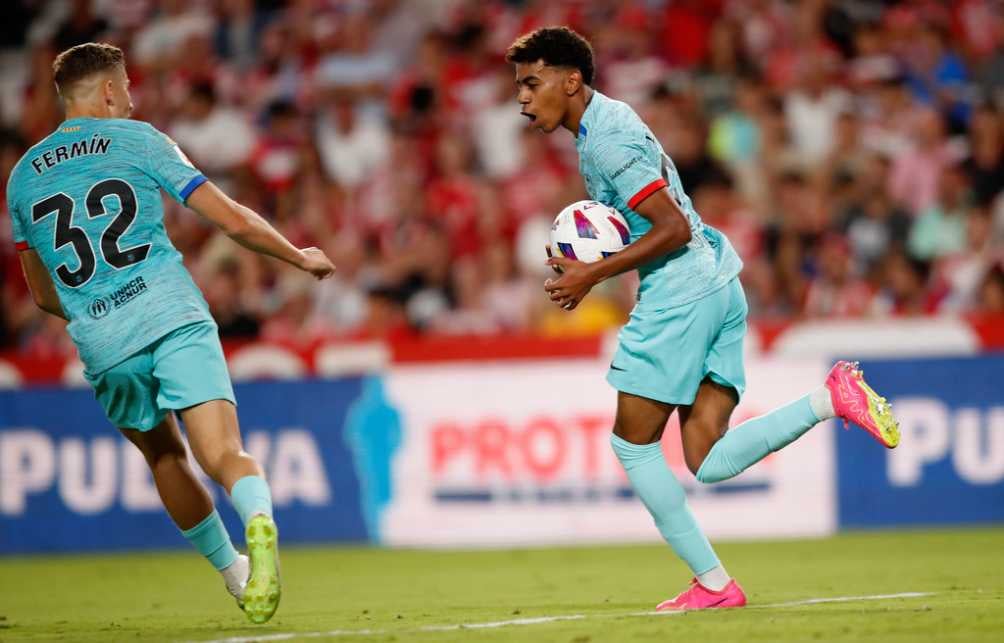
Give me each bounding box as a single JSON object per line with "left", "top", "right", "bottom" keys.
{"left": 180, "top": 400, "right": 281, "bottom": 622}
{"left": 121, "top": 421, "right": 248, "bottom": 610}
{"left": 678, "top": 378, "right": 740, "bottom": 475}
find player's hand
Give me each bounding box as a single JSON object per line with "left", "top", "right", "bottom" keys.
{"left": 544, "top": 256, "right": 597, "bottom": 311}
{"left": 298, "top": 247, "right": 336, "bottom": 279}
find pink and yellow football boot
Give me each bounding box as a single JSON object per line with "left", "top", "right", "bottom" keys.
{"left": 656, "top": 578, "right": 747, "bottom": 611}
{"left": 826, "top": 360, "right": 900, "bottom": 448}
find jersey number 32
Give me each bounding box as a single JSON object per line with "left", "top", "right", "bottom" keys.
{"left": 30, "top": 178, "right": 151, "bottom": 288}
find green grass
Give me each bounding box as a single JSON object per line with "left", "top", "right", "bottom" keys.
{"left": 1, "top": 527, "right": 1002, "bottom": 642}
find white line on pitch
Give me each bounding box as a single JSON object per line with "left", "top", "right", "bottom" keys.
{"left": 190, "top": 592, "right": 934, "bottom": 643}
{"left": 420, "top": 614, "right": 588, "bottom": 631}
{"left": 764, "top": 592, "right": 933, "bottom": 608}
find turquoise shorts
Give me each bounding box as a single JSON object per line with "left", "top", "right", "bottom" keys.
{"left": 84, "top": 321, "right": 236, "bottom": 431}
{"left": 607, "top": 277, "right": 747, "bottom": 406}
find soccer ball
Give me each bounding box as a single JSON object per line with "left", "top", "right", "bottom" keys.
{"left": 548, "top": 200, "right": 631, "bottom": 265}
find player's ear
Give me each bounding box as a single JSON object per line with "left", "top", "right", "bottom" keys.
{"left": 103, "top": 78, "right": 115, "bottom": 106}
{"left": 564, "top": 70, "right": 582, "bottom": 96}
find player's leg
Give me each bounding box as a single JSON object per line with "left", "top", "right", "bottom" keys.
{"left": 181, "top": 399, "right": 263, "bottom": 493}
{"left": 152, "top": 321, "right": 280, "bottom": 624}
{"left": 120, "top": 414, "right": 216, "bottom": 529}
{"left": 683, "top": 377, "right": 832, "bottom": 483}
{"left": 85, "top": 351, "right": 247, "bottom": 600}
{"left": 181, "top": 400, "right": 276, "bottom": 531}
{"left": 606, "top": 286, "right": 745, "bottom": 610}
{"left": 181, "top": 400, "right": 279, "bottom": 624}
{"left": 677, "top": 277, "right": 825, "bottom": 482}
{"left": 611, "top": 393, "right": 718, "bottom": 575}
{"left": 677, "top": 378, "right": 738, "bottom": 475}
{"left": 683, "top": 279, "right": 898, "bottom": 484}
{"left": 610, "top": 393, "right": 742, "bottom": 600}
{"left": 119, "top": 416, "right": 247, "bottom": 596}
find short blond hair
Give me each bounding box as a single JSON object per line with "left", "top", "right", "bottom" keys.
{"left": 52, "top": 43, "right": 125, "bottom": 97}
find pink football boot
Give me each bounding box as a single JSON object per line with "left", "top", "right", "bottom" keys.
{"left": 656, "top": 578, "right": 747, "bottom": 611}
{"left": 826, "top": 360, "right": 900, "bottom": 448}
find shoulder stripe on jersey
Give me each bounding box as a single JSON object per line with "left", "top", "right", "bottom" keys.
{"left": 15, "top": 240, "right": 30, "bottom": 251}
{"left": 179, "top": 175, "right": 208, "bottom": 202}
{"left": 628, "top": 178, "right": 668, "bottom": 210}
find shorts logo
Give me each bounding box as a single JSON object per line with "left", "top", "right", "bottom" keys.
{"left": 88, "top": 297, "right": 109, "bottom": 319}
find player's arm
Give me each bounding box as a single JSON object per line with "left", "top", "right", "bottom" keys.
{"left": 545, "top": 190, "right": 690, "bottom": 309}
{"left": 18, "top": 249, "right": 68, "bottom": 320}
{"left": 185, "top": 181, "right": 334, "bottom": 278}
{"left": 546, "top": 136, "right": 691, "bottom": 310}
{"left": 576, "top": 189, "right": 691, "bottom": 282}
{"left": 141, "top": 124, "right": 334, "bottom": 278}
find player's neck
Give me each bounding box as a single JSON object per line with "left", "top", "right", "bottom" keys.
{"left": 63, "top": 100, "right": 113, "bottom": 121}
{"left": 563, "top": 86, "right": 594, "bottom": 137}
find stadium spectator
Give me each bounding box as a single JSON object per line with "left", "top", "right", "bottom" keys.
{"left": 784, "top": 53, "right": 851, "bottom": 169}
{"left": 2, "top": 0, "right": 1003, "bottom": 357}
{"left": 204, "top": 258, "right": 262, "bottom": 340}
{"left": 975, "top": 262, "right": 1004, "bottom": 313}
{"left": 803, "top": 234, "right": 873, "bottom": 318}
{"left": 963, "top": 104, "right": 1004, "bottom": 205}
{"left": 887, "top": 106, "right": 961, "bottom": 215}
{"left": 908, "top": 164, "right": 971, "bottom": 260}
{"left": 315, "top": 93, "right": 390, "bottom": 189}
{"left": 873, "top": 250, "right": 943, "bottom": 316}
{"left": 169, "top": 82, "right": 256, "bottom": 185}
{"left": 52, "top": 0, "right": 110, "bottom": 52}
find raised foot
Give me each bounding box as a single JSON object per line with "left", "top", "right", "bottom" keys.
{"left": 826, "top": 360, "right": 901, "bottom": 449}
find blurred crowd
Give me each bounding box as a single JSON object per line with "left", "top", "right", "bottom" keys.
{"left": 2, "top": 0, "right": 1004, "bottom": 355}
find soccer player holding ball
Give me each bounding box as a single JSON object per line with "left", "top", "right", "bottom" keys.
{"left": 507, "top": 27, "right": 900, "bottom": 610}
{"left": 6, "top": 43, "right": 335, "bottom": 623}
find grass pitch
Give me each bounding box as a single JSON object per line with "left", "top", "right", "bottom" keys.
{"left": 1, "top": 527, "right": 1002, "bottom": 642}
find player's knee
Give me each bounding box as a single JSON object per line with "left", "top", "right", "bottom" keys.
{"left": 198, "top": 449, "right": 232, "bottom": 482}
{"left": 684, "top": 451, "right": 705, "bottom": 477}
{"left": 681, "top": 416, "right": 725, "bottom": 476}
{"left": 143, "top": 444, "right": 189, "bottom": 476}
{"left": 612, "top": 420, "right": 656, "bottom": 446}
{"left": 128, "top": 432, "right": 187, "bottom": 469}
{"left": 199, "top": 446, "right": 252, "bottom": 484}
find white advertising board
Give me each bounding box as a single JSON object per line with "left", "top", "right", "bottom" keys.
{"left": 382, "top": 356, "right": 834, "bottom": 546}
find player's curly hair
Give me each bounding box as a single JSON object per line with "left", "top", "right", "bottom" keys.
{"left": 505, "top": 26, "right": 595, "bottom": 86}
{"left": 52, "top": 43, "right": 125, "bottom": 97}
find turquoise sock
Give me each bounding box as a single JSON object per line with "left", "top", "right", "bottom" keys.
{"left": 611, "top": 434, "right": 720, "bottom": 575}
{"left": 230, "top": 475, "right": 273, "bottom": 526}
{"left": 181, "top": 509, "right": 239, "bottom": 571}
{"left": 696, "top": 394, "right": 820, "bottom": 483}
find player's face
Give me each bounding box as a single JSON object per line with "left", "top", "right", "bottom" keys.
{"left": 106, "top": 66, "right": 134, "bottom": 118}
{"left": 514, "top": 61, "right": 569, "bottom": 134}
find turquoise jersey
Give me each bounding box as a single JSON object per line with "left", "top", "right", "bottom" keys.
{"left": 575, "top": 91, "right": 742, "bottom": 309}
{"left": 6, "top": 117, "right": 214, "bottom": 374}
